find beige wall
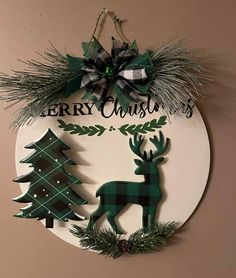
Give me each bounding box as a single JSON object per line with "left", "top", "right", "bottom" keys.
{"left": 0, "top": 1, "right": 235, "bottom": 277}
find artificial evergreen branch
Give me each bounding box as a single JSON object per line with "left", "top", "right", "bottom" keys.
{"left": 149, "top": 40, "right": 211, "bottom": 114}
{"left": 0, "top": 43, "right": 82, "bottom": 128}
{"left": 70, "top": 225, "right": 121, "bottom": 258}
{"left": 0, "top": 38, "right": 211, "bottom": 128}
{"left": 70, "top": 222, "right": 179, "bottom": 258}
{"left": 128, "top": 221, "right": 178, "bottom": 254}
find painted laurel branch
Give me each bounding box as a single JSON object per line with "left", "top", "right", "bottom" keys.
{"left": 118, "top": 115, "right": 167, "bottom": 136}
{"left": 57, "top": 116, "right": 167, "bottom": 137}
{"left": 57, "top": 120, "right": 106, "bottom": 136}
{"left": 70, "top": 222, "right": 179, "bottom": 259}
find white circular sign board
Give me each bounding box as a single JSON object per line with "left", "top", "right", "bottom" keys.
{"left": 15, "top": 95, "right": 210, "bottom": 247}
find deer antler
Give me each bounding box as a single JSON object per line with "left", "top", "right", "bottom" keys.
{"left": 129, "top": 133, "right": 148, "bottom": 161}
{"left": 148, "top": 131, "right": 170, "bottom": 161}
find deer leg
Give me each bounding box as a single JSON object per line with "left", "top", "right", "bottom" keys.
{"left": 88, "top": 205, "right": 105, "bottom": 229}
{"left": 142, "top": 207, "right": 149, "bottom": 232}
{"left": 107, "top": 214, "right": 123, "bottom": 234}
{"left": 142, "top": 206, "right": 156, "bottom": 232}
{"left": 147, "top": 206, "right": 157, "bottom": 229}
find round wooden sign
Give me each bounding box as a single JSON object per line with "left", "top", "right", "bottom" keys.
{"left": 15, "top": 95, "right": 210, "bottom": 247}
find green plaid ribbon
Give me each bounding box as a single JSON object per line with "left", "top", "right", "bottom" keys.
{"left": 66, "top": 37, "right": 154, "bottom": 110}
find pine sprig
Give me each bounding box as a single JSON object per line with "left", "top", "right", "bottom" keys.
{"left": 58, "top": 119, "right": 106, "bottom": 136}
{"left": 128, "top": 222, "right": 178, "bottom": 254}
{"left": 70, "top": 222, "right": 179, "bottom": 258}
{"left": 0, "top": 43, "right": 82, "bottom": 128}
{"left": 149, "top": 40, "right": 211, "bottom": 114}
{"left": 118, "top": 116, "right": 167, "bottom": 136}
{"left": 70, "top": 225, "right": 122, "bottom": 258}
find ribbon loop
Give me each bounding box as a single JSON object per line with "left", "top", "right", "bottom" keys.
{"left": 118, "top": 69, "right": 147, "bottom": 82}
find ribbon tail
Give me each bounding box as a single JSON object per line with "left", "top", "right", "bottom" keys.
{"left": 81, "top": 91, "right": 102, "bottom": 110}
{"left": 64, "top": 74, "right": 83, "bottom": 98}
{"left": 114, "top": 83, "right": 131, "bottom": 111}
{"left": 82, "top": 78, "right": 110, "bottom": 109}
{"left": 82, "top": 37, "right": 103, "bottom": 59}
{"left": 116, "top": 79, "right": 140, "bottom": 102}
{"left": 67, "top": 55, "right": 84, "bottom": 71}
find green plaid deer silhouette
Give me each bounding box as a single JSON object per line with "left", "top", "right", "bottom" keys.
{"left": 88, "top": 131, "right": 170, "bottom": 234}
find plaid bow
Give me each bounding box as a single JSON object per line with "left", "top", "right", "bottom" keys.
{"left": 66, "top": 37, "right": 154, "bottom": 110}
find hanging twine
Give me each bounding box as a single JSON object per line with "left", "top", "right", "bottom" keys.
{"left": 85, "top": 8, "right": 130, "bottom": 57}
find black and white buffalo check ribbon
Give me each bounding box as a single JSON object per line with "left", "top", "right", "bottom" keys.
{"left": 80, "top": 38, "right": 148, "bottom": 102}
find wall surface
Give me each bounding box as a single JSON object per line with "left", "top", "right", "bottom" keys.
{"left": 0, "top": 1, "right": 235, "bottom": 277}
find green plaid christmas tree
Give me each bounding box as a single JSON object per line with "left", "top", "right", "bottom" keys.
{"left": 14, "top": 129, "right": 87, "bottom": 228}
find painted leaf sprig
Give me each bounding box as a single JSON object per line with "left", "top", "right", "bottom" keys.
{"left": 58, "top": 120, "right": 106, "bottom": 136}
{"left": 118, "top": 116, "right": 167, "bottom": 136}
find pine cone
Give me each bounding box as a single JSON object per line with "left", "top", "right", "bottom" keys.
{"left": 117, "top": 239, "right": 133, "bottom": 253}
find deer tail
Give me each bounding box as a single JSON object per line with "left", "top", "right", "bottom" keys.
{"left": 96, "top": 186, "right": 105, "bottom": 197}
{"left": 96, "top": 183, "right": 108, "bottom": 198}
